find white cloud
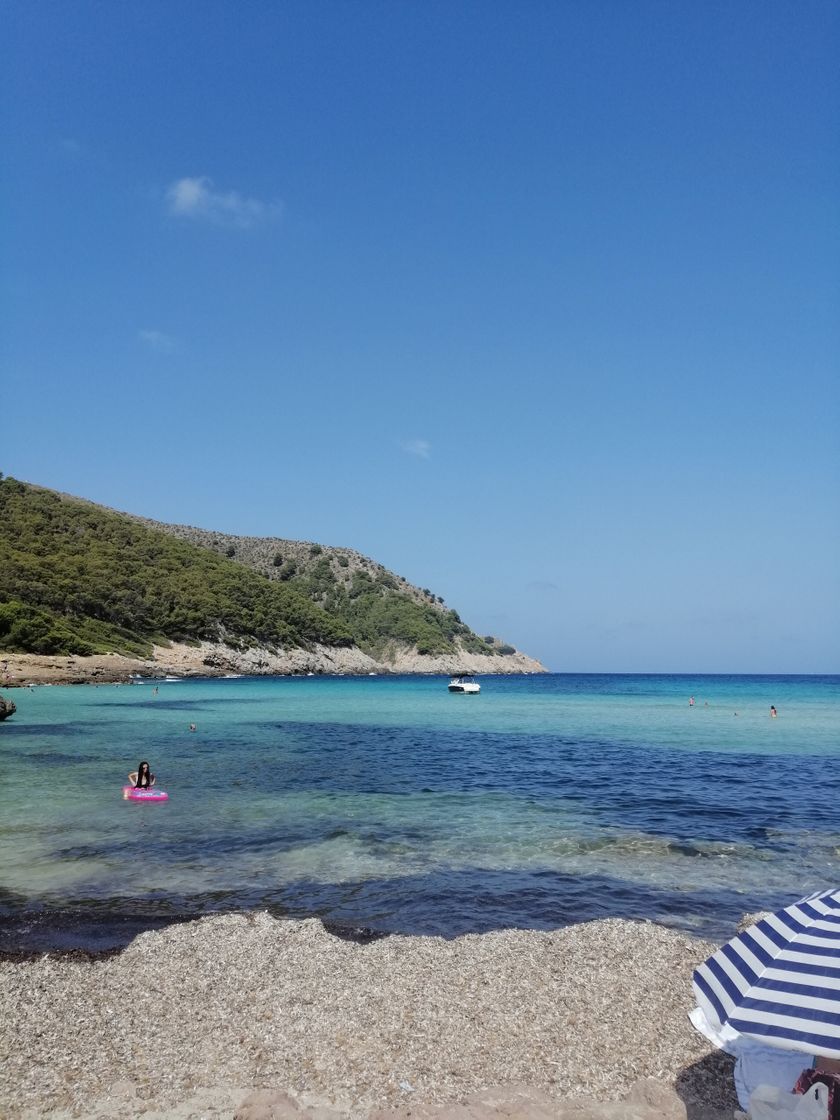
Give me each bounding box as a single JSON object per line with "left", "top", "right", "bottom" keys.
{"left": 401, "top": 438, "right": 431, "bottom": 459}
{"left": 165, "top": 176, "right": 281, "bottom": 228}
{"left": 138, "top": 328, "right": 177, "bottom": 353}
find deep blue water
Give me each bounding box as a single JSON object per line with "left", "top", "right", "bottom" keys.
{"left": 0, "top": 672, "right": 837, "bottom": 951}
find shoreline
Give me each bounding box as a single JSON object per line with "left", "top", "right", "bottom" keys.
{"left": 0, "top": 640, "right": 547, "bottom": 688}
{"left": 0, "top": 911, "right": 738, "bottom": 1120}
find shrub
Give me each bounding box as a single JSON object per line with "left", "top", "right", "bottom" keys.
{"left": 309, "top": 544, "right": 323, "bottom": 556}
{"left": 0, "top": 601, "right": 94, "bottom": 655}
{"left": 225, "top": 545, "right": 236, "bottom": 558}
{"left": 272, "top": 553, "right": 283, "bottom": 567}
{"left": 337, "top": 556, "right": 349, "bottom": 567}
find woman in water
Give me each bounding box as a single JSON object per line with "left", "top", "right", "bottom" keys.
{"left": 128, "top": 760, "right": 155, "bottom": 788}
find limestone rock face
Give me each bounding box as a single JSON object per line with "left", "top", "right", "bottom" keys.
{"left": 0, "top": 694, "right": 16, "bottom": 720}
{"left": 625, "top": 1077, "right": 689, "bottom": 1118}
{"left": 234, "top": 1090, "right": 304, "bottom": 1120}
{"left": 234, "top": 1089, "right": 345, "bottom": 1120}
{"left": 236, "top": 1080, "right": 687, "bottom": 1120}
{"left": 0, "top": 639, "right": 544, "bottom": 685}
{"left": 367, "top": 1085, "right": 560, "bottom": 1119}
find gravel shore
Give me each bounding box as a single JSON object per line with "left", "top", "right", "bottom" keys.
{"left": 0, "top": 912, "right": 737, "bottom": 1120}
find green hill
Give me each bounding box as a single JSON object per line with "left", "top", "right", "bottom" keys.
{"left": 0, "top": 477, "right": 512, "bottom": 662}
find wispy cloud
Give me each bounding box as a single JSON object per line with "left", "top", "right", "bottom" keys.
{"left": 526, "top": 580, "right": 561, "bottom": 594}
{"left": 138, "top": 328, "right": 177, "bottom": 354}
{"left": 401, "top": 438, "right": 431, "bottom": 459}
{"left": 165, "top": 176, "right": 281, "bottom": 228}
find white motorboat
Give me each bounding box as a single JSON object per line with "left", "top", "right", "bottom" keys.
{"left": 448, "top": 674, "right": 480, "bottom": 694}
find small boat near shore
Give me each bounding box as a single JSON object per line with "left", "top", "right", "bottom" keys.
{"left": 448, "top": 674, "right": 480, "bottom": 694}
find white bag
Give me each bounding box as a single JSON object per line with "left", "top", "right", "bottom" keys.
{"left": 748, "top": 1081, "right": 829, "bottom": 1120}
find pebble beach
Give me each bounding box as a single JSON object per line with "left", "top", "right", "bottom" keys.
{"left": 0, "top": 911, "right": 738, "bottom": 1120}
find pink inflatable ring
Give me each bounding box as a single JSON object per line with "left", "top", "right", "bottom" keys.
{"left": 123, "top": 786, "right": 169, "bottom": 802}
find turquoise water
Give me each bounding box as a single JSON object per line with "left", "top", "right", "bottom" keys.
{"left": 1, "top": 673, "right": 838, "bottom": 950}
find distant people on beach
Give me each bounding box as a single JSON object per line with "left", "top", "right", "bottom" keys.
{"left": 770, "top": 705, "right": 777, "bottom": 718}
{"left": 689, "top": 696, "right": 695, "bottom": 707}
{"left": 128, "top": 761, "right": 155, "bottom": 788}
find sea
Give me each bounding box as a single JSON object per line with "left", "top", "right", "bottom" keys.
{"left": 1, "top": 673, "right": 838, "bottom": 953}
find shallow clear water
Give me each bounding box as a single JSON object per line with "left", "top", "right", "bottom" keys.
{"left": 1, "top": 673, "right": 837, "bottom": 950}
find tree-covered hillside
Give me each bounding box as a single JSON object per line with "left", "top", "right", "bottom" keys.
{"left": 0, "top": 479, "right": 510, "bottom": 660}
{"left": 132, "top": 516, "right": 502, "bottom": 659}
{"left": 0, "top": 478, "right": 352, "bottom": 656}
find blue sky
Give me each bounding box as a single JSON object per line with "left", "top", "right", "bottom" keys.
{"left": 2, "top": 1, "right": 838, "bottom": 672}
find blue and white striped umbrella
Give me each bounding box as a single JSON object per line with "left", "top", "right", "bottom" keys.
{"left": 693, "top": 889, "right": 840, "bottom": 1059}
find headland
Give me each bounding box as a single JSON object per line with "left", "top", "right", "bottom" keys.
{"left": 0, "top": 639, "right": 545, "bottom": 687}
